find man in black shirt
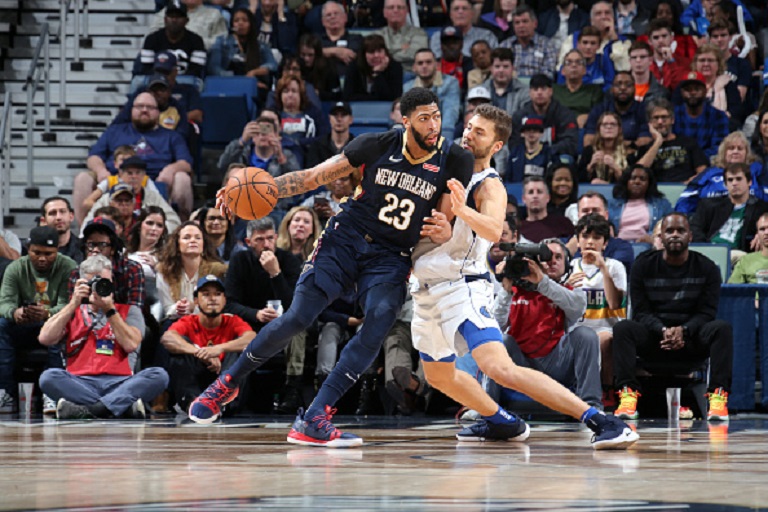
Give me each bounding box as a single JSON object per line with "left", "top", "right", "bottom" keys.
{"left": 612, "top": 213, "right": 732, "bottom": 421}
{"left": 138, "top": 2, "right": 207, "bottom": 78}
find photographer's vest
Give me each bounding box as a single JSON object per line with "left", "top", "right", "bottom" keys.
{"left": 65, "top": 304, "right": 133, "bottom": 377}
{"left": 507, "top": 286, "right": 566, "bottom": 359}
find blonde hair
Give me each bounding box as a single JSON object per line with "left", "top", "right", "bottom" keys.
{"left": 276, "top": 206, "right": 322, "bottom": 260}
{"left": 593, "top": 112, "right": 627, "bottom": 182}
{"left": 712, "top": 131, "right": 759, "bottom": 168}
{"left": 692, "top": 43, "right": 727, "bottom": 77}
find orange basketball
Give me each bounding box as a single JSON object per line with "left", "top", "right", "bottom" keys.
{"left": 224, "top": 167, "right": 278, "bottom": 220}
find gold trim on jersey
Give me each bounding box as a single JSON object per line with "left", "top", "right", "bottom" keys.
{"left": 401, "top": 130, "right": 444, "bottom": 165}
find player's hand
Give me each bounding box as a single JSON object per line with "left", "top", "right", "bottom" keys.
{"left": 521, "top": 258, "right": 544, "bottom": 285}
{"left": 215, "top": 187, "right": 235, "bottom": 221}
{"left": 259, "top": 250, "right": 280, "bottom": 276}
{"left": 257, "top": 306, "right": 279, "bottom": 323}
{"left": 420, "top": 210, "right": 452, "bottom": 244}
{"left": 567, "top": 271, "right": 585, "bottom": 287}
{"left": 447, "top": 178, "right": 469, "bottom": 218}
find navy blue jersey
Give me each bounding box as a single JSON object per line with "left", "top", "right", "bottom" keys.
{"left": 339, "top": 129, "right": 474, "bottom": 252}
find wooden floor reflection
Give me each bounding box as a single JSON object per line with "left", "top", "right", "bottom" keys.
{"left": 1, "top": 413, "right": 767, "bottom": 511}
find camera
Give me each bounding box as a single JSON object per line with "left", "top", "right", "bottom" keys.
{"left": 498, "top": 242, "right": 553, "bottom": 281}
{"left": 87, "top": 277, "right": 114, "bottom": 298}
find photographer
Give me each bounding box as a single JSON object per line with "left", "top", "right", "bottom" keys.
{"left": 490, "top": 238, "right": 603, "bottom": 409}
{"left": 38, "top": 255, "right": 168, "bottom": 420}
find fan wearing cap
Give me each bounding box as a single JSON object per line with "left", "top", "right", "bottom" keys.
{"left": 506, "top": 115, "right": 552, "bottom": 183}
{"left": 68, "top": 218, "right": 146, "bottom": 309}
{"left": 404, "top": 49, "right": 460, "bottom": 141}
{"left": 148, "top": 0, "right": 226, "bottom": 50}
{"left": 38, "top": 254, "right": 169, "bottom": 420}
{"left": 428, "top": 0, "right": 498, "bottom": 60}
{"left": 138, "top": 1, "right": 207, "bottom": 78}
{"left": 151, "top": 50, "right": 203, "bottom": 125}
{"left": 115, "top": 74, "right": 190, "bottom": 141}
{"left": 672, "top": 70, "right": 730, "bottom": 159}
{"left": 434, "top": 25, "right": 473, "bottom": 90}
{"left": 0, "top": 226, "right": 77, "bottom": 408}
{"left": 305, "top": 102, "right": 355, "bottom": 169}
{"left": 161, "top": 276, "right": 255, "bottom": 413}
{"left": 81, "top": 155, "right": 181, "bottom": 235}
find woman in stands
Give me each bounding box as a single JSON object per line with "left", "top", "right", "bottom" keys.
{"left": 274, "top": 74, "right": 318, "bottom": 151}
{"left": 342, "top": 34, "right": 403, "bottom": 102}
{"left": 276, "top": 206, "right": 322, "bottom": 263}
{"left": 155, "top": 221, "right": 227, "bottom": 326}
{"left": 578, "top": 112, "right": 628, "bottom": 184}
{"left": 608, "top": 165, "right": 672, "bottom": 244}
{"left": 688, "top": 43, "right": 743, "bottom": 130}
{"left": 207, "top": 8, "right": 277, "bottom": 92}
{"left": 750, "top": 110, "right": 768, "bottom": 169}
{"left": 127, "top": 206, "right": 168, "bottom": 313}
{"left": 298, "top": 33, "right": 342, "bottom": 102}
{"left": 676, "top": 131, "right": 767, "bottom": 214}
{"left": 196, "top": 206, "right": 240, "bottom": 264}
{"left": 476, "top": 0, "right": 517, "bottom": 41}
{"left": 545, "top": 157, "right": 579, "bottom": 223}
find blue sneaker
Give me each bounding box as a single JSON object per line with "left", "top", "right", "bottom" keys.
{"left": 287, "top": 406, "right": 363, "bottom": 448}
{"left": 456, "top": 417, "right": 530, "bottom": 442}
{"left": 188, "top": 373, "right": 239, "bottom": 424}
{"left": 587, "top": 413, "right": 639, "bottom": 450}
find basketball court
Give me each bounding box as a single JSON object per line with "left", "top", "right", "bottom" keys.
{"left": 1, "top": 413, "right": 767, "bottom": 511}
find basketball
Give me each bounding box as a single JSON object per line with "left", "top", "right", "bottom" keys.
{"left": 224, "top": 167, "right": 278, "bottom": 220}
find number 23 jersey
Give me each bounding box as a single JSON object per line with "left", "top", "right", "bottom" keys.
{"left": 339, "top": 129, "right": 474, "bottom": 253}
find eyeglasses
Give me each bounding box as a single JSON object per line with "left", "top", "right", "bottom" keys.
{"left": 563, "top": 59, "right": 585, "bottom": 66}
{"left": 206, "top": 216, "right": 226, "bottom": 224}
{"left": 600, "top": 122, "right": 619, "bottom": 127}
{"left": 133, "top": 104, "right": 159, "bottom": 111}
{"left": 85, "top": 241, "right": 112, "bottom": 251}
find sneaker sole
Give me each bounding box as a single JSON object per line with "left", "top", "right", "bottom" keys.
{"left": 188, "top": 407, "right": 220, "bottom": 424}
{"left": 287, "top": 430, "right": 364, "bottom": 448}
{"left": 456, "top": 423, "right": 531, "bottom": 443}
{"left": 707, "top": 414, "right": 729, "bottom": 422}
{"left": 615, "top": 412, "right": 639, "bottom": 420}
{"left": 592, "top": 428, "right": 640, "bottom": 450}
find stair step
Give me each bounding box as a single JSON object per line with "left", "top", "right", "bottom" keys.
{"left": 8, "top": 47, "right": 138, "bottom": 61}
{"left": 21, "top": 0, "right": 155, "bottom": 12}
{"left": 17, "top": 21, "right": 151, "bottom": 38}
{"left": 20, "top": 11, "right": 152, "bottom": 27}
{"left": 14, "top": 34, "right": 143, "bottom": 50}
{"left": 7, "top": 58, "right": 127, "bottom": 73}
{"left": 9, "top": 130, "right": 104, "bottom": 146}
{"left": 3, "top": 81, "right": 129, "bottom": 95}
{"left": 0, "top": 69, "right": 132, "bottom": 83}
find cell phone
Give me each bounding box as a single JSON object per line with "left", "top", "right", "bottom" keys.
{"left": 258, "top": 124, "right": 275, "bottom": 134}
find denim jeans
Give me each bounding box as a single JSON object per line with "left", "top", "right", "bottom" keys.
{"left": 0, "top": 318, "right": 62, "bottom": 398}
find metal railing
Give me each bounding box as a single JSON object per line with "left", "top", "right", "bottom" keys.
{"left": 0, "top": 92, "right": 11, "bottom": 229}
{"left": 24, "top": 21, "right": 52, "bottom": 193}
{"left": 59, "top": 0, "right": 87, "bottom": 112}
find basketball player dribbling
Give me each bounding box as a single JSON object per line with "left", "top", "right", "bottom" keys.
{"left": 410, "top": 104, "right": 639, "bottom": 450}
{"left": 188, "top": 88, "right": 475, "bottom": 447}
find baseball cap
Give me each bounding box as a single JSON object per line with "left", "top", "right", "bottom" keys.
{"left": 148, "top": 74, "right": 169, "bottom": 90}
{"left": 83, "top": 217, "right": 118, "bottom": 239}
{"left": 529, "top": 74, "right": 553, "bottom": 89}
{"left": 679, "top": 71, "right": 706, "bottom": 89}
{"left": 153, "top": 51, "right": 178, "bottom": 74}
{"left": 520, "top": 115, "right": 545, "bottom": 132}
{"left": 165, "top": 0, "right": 187, "bottom": 18}
{"left": 120, "top": 155, "right": 147, "bottom": 171}
{"left": 329, "top": 101, "right": 352, "bottom": 116}
{"left": 467, "top": 86, "right": 491, "bottom": 102}
{"left": 194, "top": 274, "right": 226, "bottom": 295}
{"left": 110, "top": 183, "right": 135, "bottom": 199}
{"left": 29, "top": 226, "right": 58, "bottom": 248}
{"left": 440, "top": 26, "right": 463, "bottom": 41}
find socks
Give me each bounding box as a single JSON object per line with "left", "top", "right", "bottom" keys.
{"left": 483, "top": 406, "right": 518, "bottom": 425}
{"left": 581, "top": 406, "right": 602, "bottom": 424}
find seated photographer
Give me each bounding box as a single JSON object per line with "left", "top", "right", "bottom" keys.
{"left": 161, "top": 276, "right": 254, "bottom": 414}
{"left": 37, "top": 255, "right": 168, "bottom": 420}
{"left": 485, "top": 238, "right": 603, "bottom": 410}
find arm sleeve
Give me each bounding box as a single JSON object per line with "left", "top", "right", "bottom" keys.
{"left": 536, "top": 276, "right": 586, "bottom": 325}
{"left": 168, "top": 131, "right": 193, "bottom": 165}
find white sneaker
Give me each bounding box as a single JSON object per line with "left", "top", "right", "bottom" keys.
{"left": 0, "top": 389, "right": 15, "bottom": 413}
{"left": 460, "top": 408, "right": 480, "bottom": 421}
{"left": 42, "top": 394, "right": 57, "bottom": 415}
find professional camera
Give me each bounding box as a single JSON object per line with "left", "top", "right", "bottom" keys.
{"left": 87, "top": 277, "right": 114, "bottom": 298}
{"left": 498, "top": 242, "right": 553, "bottom": 281}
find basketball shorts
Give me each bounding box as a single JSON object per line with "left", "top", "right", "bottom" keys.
{"left": 412, "top": 277, "right": 502, "bottom": 362}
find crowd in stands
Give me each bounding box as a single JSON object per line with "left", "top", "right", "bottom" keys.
{"left": 2, "top": 0, "right": 768, "bottom": 420}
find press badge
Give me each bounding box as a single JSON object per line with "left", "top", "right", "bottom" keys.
{"left": 95, "top": 338, "right": 114, "bottom": 356}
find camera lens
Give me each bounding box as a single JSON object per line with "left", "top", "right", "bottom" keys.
{"left": 92, "top": 278, "right": 114, "bottom": 297}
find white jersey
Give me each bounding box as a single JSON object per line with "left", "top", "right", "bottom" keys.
{"left": 570, "top": 257, "right": 627, "bottom": 333}
{"left": 413, "top": 168, "right": 499, "bottom": 283}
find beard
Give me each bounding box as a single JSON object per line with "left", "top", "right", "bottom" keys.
{"left": 133, "top": 117, "right": 157, "bottom": 131}
{"left": 411, "top": 127, "right": 437, "bottom": 152}
{"left": 202, "top": 308, "right": 222, "bottom": 319}
{"left": 684, "top": 96, "right": 704, "bottom": 109}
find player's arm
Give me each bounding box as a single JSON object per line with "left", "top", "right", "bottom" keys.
{"left": 274, "top": 154, "right": 359, "bottom": 199}
{"left": 447, "top": 177, "right": 505, "bottom": 242}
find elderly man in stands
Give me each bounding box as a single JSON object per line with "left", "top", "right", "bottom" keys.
{"left": 404, "top": 49, "right": 461, "bottom": 141}
{"left": 75, "top": 93, "right": 193, "bottom": 220}
{"left": 148, "top": 0, "right": 226, "bottom": 50}
{"left": 499, "top": 6, "right": 557, "bottom": 79}
{"left": 0, "top": 226, "right": 77, "bottom": 413}
{"left": 375, "top": 0, "right": 427, "bottom": 73}
{"left": 139, "top": 1, "right": 207, "bottom": 78}
{"left": 320, "top": 1, "right": 363, "bottom": 81}
{"left": 429, "top": 0, "right": 498, "bottom": 59}
{"left": 40, "top": 197, "right": 83, "bottom": 263}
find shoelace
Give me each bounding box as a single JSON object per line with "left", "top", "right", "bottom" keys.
{"left": 617, "top": 390, "right": 639, "bottom": 410}
{"left": 310, "top": 406, "right": 339, "bottom": 435}
{"left": 708, "top": 391, "right": 728, "bottom": 408}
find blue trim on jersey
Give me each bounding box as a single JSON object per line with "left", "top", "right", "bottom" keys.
{"left": 459, "top": 319, "right": 503, "bottom": 351}
{"left": 419, "top": 352, "right": 457, "bottom": 363}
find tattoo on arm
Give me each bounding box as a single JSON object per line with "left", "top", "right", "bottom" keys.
{"left": 275, "top": 155, "right": 358, "bottom": 199}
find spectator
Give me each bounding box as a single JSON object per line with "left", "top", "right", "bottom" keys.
{"left": 161, "top": 275, "right": 254, "bottom": 413}
{"left": 102, "top": 185, "right": 138, "bottom": 239}
{"left": 305, "top": 101, "right": 354, "bottom": 169}
{"left": 681, "top": 0, "right": 752, "bottom": 37}
{"left": 477, "top": 0, "right": 517, "bottom": 41}
{"left": 636, "top": 98, "right": 709, "bottom": 183}
{"left": 147, "top": 50, "right": 203, "bottom": 125}
{"left": 506, "top": 115, "right": 551, "bottom": 182}
{"left": 645, "top": 19, "right": 691, "bottom": 92}
{"left": 274, "top": 75, "right": 318, "bottom": 151}
{"left": 127, "top": 206, "right": 168, "bottom": 317}
{"left": 676, "top": 131, "right": 767, "bottom": 214}
{"left": 206, "top": 8, "right": 277, "bottom": 92}
{"left": 553, "top": 49, "right": 604, "bottom": 128}
{"left": 627, "top": 41, "right": 669, "bottom": 105}
{"left": 545, "top": 156, "right": 579, "bottom": 220}
{"left": 404, "top": 49, "right": 460, "bottom": 141}
{"left": 223, "top": 218, "right": 303, "bottom": 413}
{"left": 466, "top": 40, "right": 493, "bottom": 90}
{"left": 480, "top": 47, "right": 529, "bottom": 118}
{"left": 436, "top": 26, "right": 472, "bottom": 91}
{"left": 557, "top": 1, "right": 630, "bottom": 73}
{"left": 196, "top": 206, "right": 239, "bottom": 264}
{"left": 637, "top": 0, "right": 697, "bottom": 61}
{"left": 82, "top": 156, "right": 181, "bottom": 235}
{"left": 751, "top": 110, "right": 768, "bottom": 170}
{"left": 298, "top": 33, "right": 342, "bottom": 102}
{"left": 265, "top": 58, "right": 328, "bottom": 138}
{"left": 691, "top": 162, "right": 768, "bottom": 257}
{"left": 68, "top": 218, "right": 146, "bottom": 309}
{"left": 537, "top": 0, "right": 589, "bottom": 51}
{"left": 519, "top": 176, "right": 575, "bottom": 242}
{"left": 613, "top": 213, "right": 732, "bottom": 422}
{"left": 301, "top": 172, "right": 356, "bottom": 226}
{"left": 510, "top": 74, "right": 579, "bottom": 158}
{"left": 79, "top": 93, "right": 193, "bottom": 220}
{"left": 608, "top": 165, "right": 673, "bottom": 244}
{"left": 614, "top": 0, "right": 650, "bottom": 36}
{"left": 728, "top": 212, "right": 768, "bottom": 283}
{"left": 40, "top": 197, "right": 83, "bottom": 263}
{"left": 320, "top": 1, "right": 363, "bottom": 81}
{"left": 38, "top": 255, "right": 168, "bottom": 420}
{"left": 0, "top": 229, "right": 20, "bottom": 261}
{"left": 375, "top": 0, "right": 428, "bottom": 73}
{"left": 707, "top": 17, "right": 752, "bottom": 102}
{"left": 114, "top": 75, "right": 190, "bottom": 141}
{"left": 249, "top": 0, "right": 298, "bottom": 59}
{"left": 567, "top": 214, "right": 627, "bottom": 400}
{"left": 139, "top": 2, "right": 207, "bottom": 78}
{"left": 429, "top": 0, "right": 498, "bottom": 59}
{"left": 673, "top": 71, "right": 730, "bottom": 160}
{"left": 583, "top": 71, "right": 652, "bottom": 150}
{"left": 687, "top": 43, "right": 743, "bottom": 130}
{"left": 156, "top": 221, "right": 227, "bottom": 325}
{"left": 558, "top": 26, "right": 615, "bottom": 91}
{"left": 343, "top": 34, "right": 403, "bottom": 102}
{"left": 0, "top": 227, "right": 77, "bottom": 413}
{"left": 499, "top": 6, "right": 557, "bottom": 79}
{"left": 579, "top": 111, "right": 628, "bottom": 184}
{"left": 276, "top": 206, "right": 322, "bottom": 262}
{"left": 148, "top": 0, "right": 226, "bottom": 49}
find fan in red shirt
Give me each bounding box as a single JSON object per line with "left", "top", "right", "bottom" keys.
{"left": 161, "top": 275, "right": 255, "bottom": 414}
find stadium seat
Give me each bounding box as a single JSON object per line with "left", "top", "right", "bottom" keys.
{"left": 689, "top": 243, "right": 731, "bottom": 282}
{"left": 658, "top": 183, "right": 685, "bottom": 206}
{"left": 348, "top": 101, "right": 391, "bottom": 126}
{"left": 200, "top": 76, "right": 259, "bottom": 148}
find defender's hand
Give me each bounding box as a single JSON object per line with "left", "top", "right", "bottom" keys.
{"left": 420, "top": 210, "right": 452, "bottom": 244}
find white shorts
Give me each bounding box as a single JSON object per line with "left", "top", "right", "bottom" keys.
{"left": 411, "top": 277, "right": 499, "bottom": 362}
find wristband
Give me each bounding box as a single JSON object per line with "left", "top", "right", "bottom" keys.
{"left": 106, "top": 308, "right": 118, "bottom": 318}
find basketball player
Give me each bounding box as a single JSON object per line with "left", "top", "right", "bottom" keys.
{"left": 189, "top": 88, "right": 474, "bottom": 447}
{"left": 411, "top": 104, "right": 639, "bottom": 450}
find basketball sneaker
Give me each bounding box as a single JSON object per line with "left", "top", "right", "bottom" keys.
{"left": 188, "top": 373, "right": 239, "bottom": 424}
{"left": 679, "top": 406, "right": 694, "bottom": 420}
{"left": 586, "top": 413, "right": 640, "bottom": 450}
{"left": 615, "top": 387, "right": 641, "bottom": 420}
{"left": 707, "top": 387, "right": 729, "bottom": 422}
{"left": 456, "top": 416, "right": 530, "bottom": 442}
{"left": 287, "top": 406, "right": 363, "bottom": 448}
